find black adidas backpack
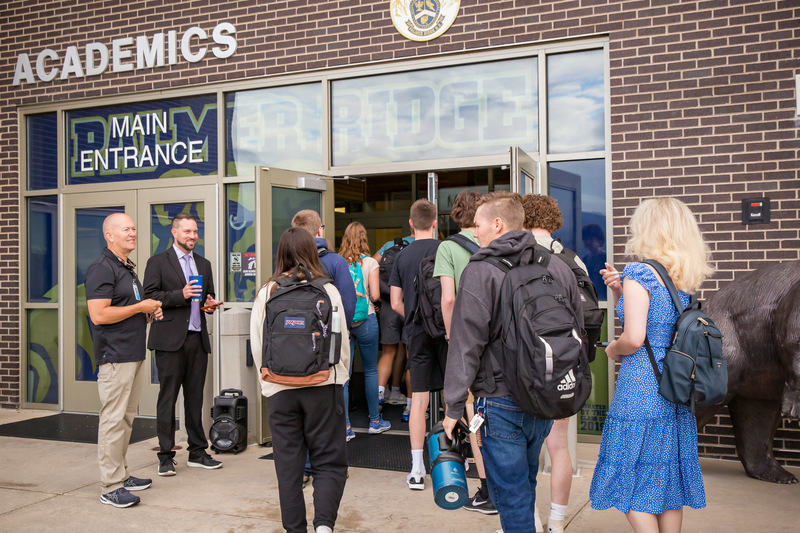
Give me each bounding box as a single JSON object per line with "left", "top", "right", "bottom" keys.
{"left": 642, "top": 259, "right": 727, "bottom": 411}
{"left": 549, "top": 241, "right": 605, "bottom": 362}
{"left": 379, "top": 238, "right": 409, "bottom": 300}
{"left": 261, "top": 265, "right": 342, "bottom": 386}
{"left": 415, "top": 234, "right": 480, "bottom": 339}
{"left": 484, "top": 245, "right": 591, "bottom": 420}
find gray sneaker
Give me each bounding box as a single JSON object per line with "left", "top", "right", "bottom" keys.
{"left": 100, "top": 487, "right": 140, "bottom": 508}
{"left": 123, "top": 475, "right": 152, "bottom": 491}
{"left": 158, "top": 458, "right": 177, "bottom": 476}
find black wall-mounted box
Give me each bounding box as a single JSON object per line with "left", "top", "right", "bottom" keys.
{"left": 742, "top": 197, "right": 770, "bottom": 224}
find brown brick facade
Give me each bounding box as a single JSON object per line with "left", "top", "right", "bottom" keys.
{"left": 1, "top": 1, "right": 798, "bottom": 465}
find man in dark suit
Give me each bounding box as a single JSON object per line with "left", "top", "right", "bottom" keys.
{"left": 144, "top": 213, "right": 223, "bottom": 476}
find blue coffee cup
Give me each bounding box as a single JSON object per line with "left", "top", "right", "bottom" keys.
{"left": 189, "top": 275, "right": 203, "bottom": 301}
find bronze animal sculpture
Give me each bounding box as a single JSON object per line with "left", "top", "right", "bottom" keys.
{"left": 697, "top": 260, "right": 800, "bottom": 484}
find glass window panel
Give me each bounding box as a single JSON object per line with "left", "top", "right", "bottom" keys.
{"left": 67, "top": 95, "right": 218, "bottom": 185}
{"left": 27, "top": 309, "right": 59, "bottom": 404}
{"left": 577, "top": 309, "right": 608, "bottom": 435}
{"left": 75, "top": 206, "right": 123, "bottom": 381}
{"left": 549, "top": 159, "right": 607, "bottom": 300}
{"left": 547, "top": 49, "right": 605, "bottom": 154}
{"left": 27, "top": 113, "right": 58, "bottom": 190}
{"left": 332, "top": 58, "right": 538, "bottom": 166}
{"left": 28, "top": 196, "right": 58, "bottom": 303}
{"left": 226, "top": 84, "right": 323, "bottom": 177}
{"left": 271, "top": 188, "right": 320, "bottom": 271}
{"left": 150, "top": 202, "right": 206, "bottom": 257}
{"left": 226, "top": 183, "right": 256, "bottom": 302}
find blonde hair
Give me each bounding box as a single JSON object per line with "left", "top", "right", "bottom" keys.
{"left": 291, "top": 209, "right": 322, "bottom": 236}
{"left": 625, "top": 198, "right": 714, "bottom": 292}
{"left": 339, "top": 222, "right": 370, "bottom": 264}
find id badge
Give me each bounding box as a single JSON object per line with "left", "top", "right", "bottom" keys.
{"left": 132, "top": 282, "right": 141, "bottom": 301}
{"left": 469, "top": 413, "right": 484, "bottom": 433}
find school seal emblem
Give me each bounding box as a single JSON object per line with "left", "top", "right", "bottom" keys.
{"left": 390, "top": 0, "right": 460, "bottom": 42}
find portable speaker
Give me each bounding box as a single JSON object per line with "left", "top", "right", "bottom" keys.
{"left": 209, "top": 389, "right": 247, "bottom": 454}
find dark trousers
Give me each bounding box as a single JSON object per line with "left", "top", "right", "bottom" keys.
{"left": 266, "top": 384, "right": 348, "bottom": 533}
{"left": 155, "top": 331, "right": 208, "bottom": 461}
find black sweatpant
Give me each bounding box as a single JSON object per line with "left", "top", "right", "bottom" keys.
{"left": 155, "top": 331, "right": 209, "bottom": 462}
{"left": 266, "top": 384, "right": 348, "bottom": 533}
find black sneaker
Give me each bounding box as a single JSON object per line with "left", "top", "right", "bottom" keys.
{"left": 187, "top": 454, "right": 222, "bottom": 470}
{"left": 100, "top": 487, "right": 140, "bottom": 508}
{"left": 158, "top": 458, "right": 177, "bottom": 477}
{"left": 463, "top": 489, "right": 498, "bottom": 515}
{"left": 123, "top": 475, "right": 152, "bottom": 491}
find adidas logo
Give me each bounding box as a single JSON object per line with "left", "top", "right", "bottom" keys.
{"left": 557, "top": 369, "right": 577, "bottom": 392}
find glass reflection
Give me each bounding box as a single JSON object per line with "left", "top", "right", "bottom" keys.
{"left": 28, "top": 196, "right": 58, "bottom": 303}
{"left": 549, "top": 159, "right": 607, "bottom": 300}
{"left": 27, "top": 113, "right": 58, "bottom": 190}
{"left": 547, "top": 49, "right": 605, "bottom": 154}
{"left": 332, "top": 58, "right": 537, "bottom": 165}
{"left": 226, "top": 84, "right": 323, "bottom": 176}
{"left": 28, "top": 309, "right": 58, "bottom": 404}
{"left": 226, "top": 183, "right": 256, "bottom": 302}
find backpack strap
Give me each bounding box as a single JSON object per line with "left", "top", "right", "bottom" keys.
{"left": 641, "top": 259, "right": 689, "bottom": 314}
{"left": 318, "top": 247, "right": 329, "bottom": 258}
{"left": 393, "top": 237, "right": 405, "bottom": 247}
{"left": 447, "top": 233, "right": 480, "bottom": 255}
{"left": 475, "top": 256, "right": 516, "bottom": 394}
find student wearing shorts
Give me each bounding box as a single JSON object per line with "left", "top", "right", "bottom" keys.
{"left": 389, "top": 199, "right": 447, "bottom": 490}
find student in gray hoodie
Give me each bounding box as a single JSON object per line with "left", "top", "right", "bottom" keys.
{"left": 442, "top": 191, "right": 582, "bottom": 533}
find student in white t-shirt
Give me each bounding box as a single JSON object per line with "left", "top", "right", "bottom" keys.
{"left": 340, "top": 222, "right": 391, "bottom": 437}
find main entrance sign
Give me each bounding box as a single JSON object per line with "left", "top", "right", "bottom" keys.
{"left": 390, "top": 0, "right": 461, "bottom": 42}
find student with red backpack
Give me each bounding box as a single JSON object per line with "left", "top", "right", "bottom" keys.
{"left": 250, "top": 227, "right": 350, "bottom": 533}
{"left": 339, "top": 222, "right": 390, "bottom": 435}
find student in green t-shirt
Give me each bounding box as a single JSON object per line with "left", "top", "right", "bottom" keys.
{"left": 432, "top": 189, "right": 497, "bottom": 516}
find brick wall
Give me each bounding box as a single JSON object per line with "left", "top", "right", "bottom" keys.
{"left": 1, "top": 1, "right": 798, "bottom": 464}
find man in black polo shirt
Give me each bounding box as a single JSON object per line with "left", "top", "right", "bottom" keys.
{"left": 85, "top": 212, "right": 163, "bottom": 508}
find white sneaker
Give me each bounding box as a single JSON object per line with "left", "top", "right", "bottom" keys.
{"left": 387, "top": 390, "right": 407, "bottom": 405}
{"left": 547, "top": 519, "right": 565, "bottom": 533}
{"left": 534, "top": 506, "right": 543, "bottom": 532}
{"left": 406, "top": 471, "right": 425, "bottom": 490}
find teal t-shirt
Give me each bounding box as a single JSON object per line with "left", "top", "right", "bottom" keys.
{"left": 432, "top": 229, "right": 479, "bottom": 291}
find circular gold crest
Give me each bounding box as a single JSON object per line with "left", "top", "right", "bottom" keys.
{"left": 391, "top": 0, "right": 461, "bottom": 42}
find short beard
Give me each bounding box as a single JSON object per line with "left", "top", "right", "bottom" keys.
{"left": 176, "top": 237, "right": 196, "bottom": 251}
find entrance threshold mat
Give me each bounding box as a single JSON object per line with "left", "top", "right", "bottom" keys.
{"left": 0, "top": 413, "right": 157, "bottom": 444}
{"left": 260, "top": 432, "right": 478, "bottom": 477}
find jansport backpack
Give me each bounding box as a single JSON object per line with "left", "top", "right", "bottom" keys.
{"left": 549, "top": 241, "right": 605, "bottom": 362}
{"left": 483, "top": 245, "right": 591, "bottom": 419}
{"left": 415, "top": 234, "right": 480, "bottom": 339}
{"left": 261, "top": 265, "right": 342, "bottom": 386}
{"left": 348, "top": 255, "right": 370, "bottom": 323}
{"left": 642, "top": 259, "right": 727, "bottom": 411}
{"left": 379, "top": 238, "right": 409, "bottom": 299}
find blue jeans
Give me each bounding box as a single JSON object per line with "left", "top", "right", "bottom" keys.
{"left": 479, "top": 396, "right": 553, "bottom": 533}
{"left": 345, "top": 314, "right": 380, "bottom": 424}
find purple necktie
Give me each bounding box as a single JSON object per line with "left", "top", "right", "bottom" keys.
{"left": 182, "top": 254, "right": 201, "bottom": 331}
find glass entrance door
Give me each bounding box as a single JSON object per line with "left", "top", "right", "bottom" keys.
{"left": 62, "top": 186, "right": 217, "bottom": 415}
{"left": 510, "top": 145, "right": 539, "bottom": 195}
{"left": 63, "top": 192, "right": 137, "bottom": 413}
{"left": 136, "top": 186, "right": 218, "bottom": 416}
{"left": 254, "top": 167, "right": 334, "bottom": 443}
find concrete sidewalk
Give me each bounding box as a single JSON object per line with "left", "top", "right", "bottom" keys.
{"left": 1, "top": 408, "right": 798, "bottom": 532}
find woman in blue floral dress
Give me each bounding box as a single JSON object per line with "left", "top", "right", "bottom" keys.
{"left": 590, "top": 198, "right": 714, "bottom": 532}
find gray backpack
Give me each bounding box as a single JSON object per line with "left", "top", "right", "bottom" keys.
{"left": 642, "top": 260, "right": 727, "bottom": 410}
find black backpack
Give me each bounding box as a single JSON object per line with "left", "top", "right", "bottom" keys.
{"left": 642, "top": 259, "right": 727, "bottom": 411}
{"left": 483, "top": 245, "right": 591, "bottom": 420}
{"left": 549, "top": 241, "right": 605, "bottom": 362}
{"left": 378, "top": 238, "right": 409, "bottom": 300}
{"left": 261, "top": 265, "right": 342, "bottom": 386}
{"left": 414, "top": 234, "right": 480, "bottom": 339}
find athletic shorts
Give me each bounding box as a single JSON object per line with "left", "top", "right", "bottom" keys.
{"left": 407, "top": 327, "right": 448, "bottom": 393}
{"left": 379, "top": 300, "right": 406, "bottom": 345}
